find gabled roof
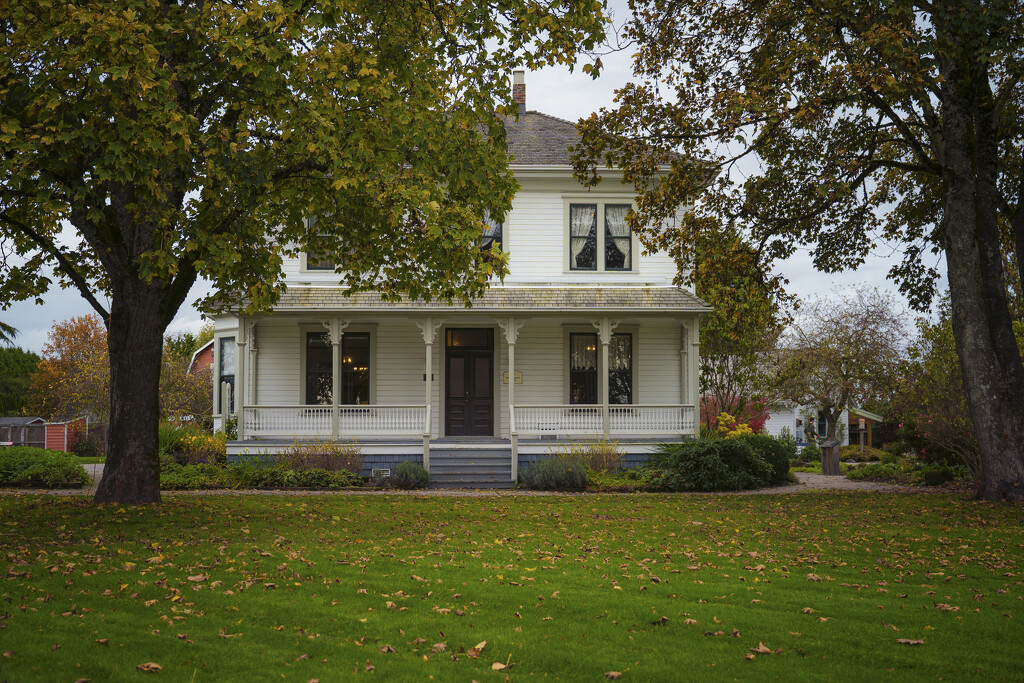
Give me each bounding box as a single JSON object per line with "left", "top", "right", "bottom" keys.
{"left": 503, "top": 111, "right": 582, "bottom": 166}
{"left": 0, "top": 417, "right": 44, "bottom": 426}
{"left": 849, "top": 407, "right": 884, "bottom": 423}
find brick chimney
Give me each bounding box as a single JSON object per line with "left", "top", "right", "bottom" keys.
{"left": 512, "top": 70, "right": 526, "bottom": 115}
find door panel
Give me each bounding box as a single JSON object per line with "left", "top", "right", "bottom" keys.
{"left": 445, "top": 331, "right": 494, "bottom": 436}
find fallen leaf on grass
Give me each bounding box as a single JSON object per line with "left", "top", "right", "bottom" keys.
{"left": 744, "top": 653, "right": 756, "bottom": 661}
{"left": 801, "top": 607, "right": 816, "bottom": 614}
{"left": 651, "top": 616, "right": 669, "bottom": 626}
{"left": 365, "top": 661, "right": 374, "bottom": 672}
{"left": 491, "top": 662, "right": 507, "bottom": 671}
{"left": 137, "top": 662, "right": 162, "bottom": 672}
{"left": 816, "top": 617, "right": 833, "bottom": 622}
{"left": 379, "top": 645, "right": 396, "bottom": 653}
{"left": 95, "top": 639, "right": 109, "bottom": 645}
{"left": 605, "top": 672, "right": 623, "bottom": 680}
{"left": 703, "top": 631, "right": 725, "bottom": 637}
{"left": 807, "top": 574, "right": 822, "bottom": 582}
{"left": 749, "top": 643, "right": 773, "bottom": 654}
{"left": 466, "top": 641, "right": 487, "bottom": 658}
{"left": 431, "top": 643, "right": 446, "bottom": 653}
{"left": 409, "top": 637, "right": 427, "bottom": 645}
{"left": 187, "top": 574, "right": 207, "bottom": 583}
{"left": 897, "top": 639, "right": 925, "bottom": 645}
{"left": 684, "top": 619, "right": 698, "bottom": 625}
{"left": 935, "top": 603, "right": 960, "bottom": 612}
{"left": 3, "top": 651, "right": 12, "bottom": 658}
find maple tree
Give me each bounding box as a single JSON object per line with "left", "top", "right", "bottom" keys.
{"left": 0, "top": 0, "right": 605, "bottom": 502}
{"left": 693, "top": 226, "right": 785, "bottom": 430}
{"left": 25, "top": 314, "right": 212, "bottom": 426}
{"left": 773, "top": 288, "right": 906, "bottom": 443}
{"left": 575, "top": 0, "right": 1024, "bottom": 500}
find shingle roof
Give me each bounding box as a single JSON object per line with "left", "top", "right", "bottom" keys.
{"left": 503, "top": 111, "right": 582, "bottom": 166}
{"left": 268, "top": 286, "right": 710, "bottom": 313}
{"left": 0, "top": 417, "right": 44, "bottom": 426}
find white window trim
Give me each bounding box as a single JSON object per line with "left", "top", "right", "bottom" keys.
{"left": 562, "top": 197, "right": 641, "bottom": 274}
{"left": 213, "top": 331, "right": 238, "bottom": 414}
{"left": 561, "top": 324, "right": 639, "bottom": 404}
{"left": 297, "top": 323, "right": 378, "bottom": 405}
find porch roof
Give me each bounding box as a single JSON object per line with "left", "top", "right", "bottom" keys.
{"left": 266, "top": 286, "right": 710, "bottom": 314}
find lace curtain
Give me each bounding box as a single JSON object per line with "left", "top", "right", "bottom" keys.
{"left": 605, "top": 205, "right": 631, "bottom": 269}
{"left": 570, "top": 334, "right": 597, "bottom": 371}
{"left": 570, "top": 205, "right": 597, "bottom": 264}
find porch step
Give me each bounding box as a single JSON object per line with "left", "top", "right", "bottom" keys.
{"left": 428, "top": 448, "right": 514, "bottom": 490}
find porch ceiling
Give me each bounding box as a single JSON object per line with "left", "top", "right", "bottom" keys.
{"left": 259, "top": 286, "right": 710, "bottom": 314}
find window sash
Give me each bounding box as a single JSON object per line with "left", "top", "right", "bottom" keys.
{"left": 568, "top": 332, "right": 633, "bottom": 405}
{"left": 604, "top": 205, "right": 632, "bottom": 271}
{"left": 304, "top": 331, "right": 371, "bottom": 405}
{"left": 219, "top": 337, "right": 236, "bottom": 413}
{"left": 569, "top": 204, "right": 598, "bottom": 270}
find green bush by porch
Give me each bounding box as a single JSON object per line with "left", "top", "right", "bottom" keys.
{"left": 0, "top": 493, "right": 1021, "bottom": 680}
{"left": 0, "top": 446, "right": 90, "bottom": 488}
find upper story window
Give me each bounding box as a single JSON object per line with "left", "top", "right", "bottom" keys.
{"left": 481, "top": 213, "right": 503, "bottom": 253}
{"left": 568, "top": 202, "right": 634, "bottom": 272}
{"left": 302, "top": 215, "right": 335, "bottom": 271}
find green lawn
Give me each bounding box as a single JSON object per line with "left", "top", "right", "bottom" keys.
{"left": 1, "top": 492, "right": 1022, "bottom": 681}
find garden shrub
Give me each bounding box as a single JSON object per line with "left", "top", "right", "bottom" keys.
{"left": 0, "top": 447, "right": 90, "bottom": 488}
{"left": 739, "top": 434, "right": 794, "bottom": 485}
{"left": 922, "top": 466, "right": 955, "bottom": 486}
{"left": 647, "top": 439, "right": 772, "bottom": 492}
{"left": 277, "top": 439, "right": 363, "bottom": 473}
{"left": 159, "top": 459, "right": 364, "bottom": 490}
{"left": 839, "top": 444, "right": 887, "bottom": 462}
{"left": 519, "top": 457, "right": 588, "bottom": 491}
{"left": 547, "top": 437, "right": 624, "bottom": 471}
{"left": 70, "top": 434, "right": 100, "bottom": 459}
{"left": 389, "top": 460, "right": 430, "bottom": 489}
{"left": 586, "top": 466, "right": 653, "bottom": 492}
{"left": 846, "top": 462, "right": 900, "bottom": 481}
{"left": 800, "top": 441, "right": 822, "bottom": 462}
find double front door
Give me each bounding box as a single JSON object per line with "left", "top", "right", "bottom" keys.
{"left": 445, "top": 328, "right": 494, "bottom": 436}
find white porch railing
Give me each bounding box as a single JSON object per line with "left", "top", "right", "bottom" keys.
{"left": 513, "top": 404, "right": 696, "bottom": 436}
{"left": 242, "top": 405, "right": 428, "bottom": 439}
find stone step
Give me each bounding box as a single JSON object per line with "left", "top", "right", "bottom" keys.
{"left": 430, "top": 480, "right": 515, "bottom": 490}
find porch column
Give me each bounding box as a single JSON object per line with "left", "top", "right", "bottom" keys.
{"left": 322, "top": 318, "right": 349, "bottom": 440}
{"left": 689, "top": 317, "right": 701, "bottom": 438}
{"left": 236, "top": 315, "right": 246, "bottom": 441}
{"left": 591, "top": 317, "right": 619, "bottom": 438}
{"left": 246, "top": 319, "right": 258, "bottom": 406}
{"left": 417, "top": 317, "right": 444, "bottom": 471}
{"left": 498, "top": 317, "right": 525, "bottom": 482}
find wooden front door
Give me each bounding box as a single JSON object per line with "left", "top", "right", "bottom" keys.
{"left": 445, "top": 329, "right": 494, "bottom": 436}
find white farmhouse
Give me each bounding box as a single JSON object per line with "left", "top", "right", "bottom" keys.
{"left": 211, "top": 73, "right": 710, "bottom": 487}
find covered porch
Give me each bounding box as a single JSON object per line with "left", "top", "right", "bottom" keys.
{"left": 218, "top": 286, "right": 708, "bottom": 482}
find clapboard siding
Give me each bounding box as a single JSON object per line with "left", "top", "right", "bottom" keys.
{"left": 513, "top": 323, "right": 566, "bottom": 407}
{"left": 636, "top": 322, "right": 682, "bottom": 404}
{"left": 253, "top": 321, "right": 301, "bottom": 404}
{"left": 375, "top": 321, "right": 439, "bottom": 435}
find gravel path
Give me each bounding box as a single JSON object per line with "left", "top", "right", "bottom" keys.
{"left": 1, "top": 468, "right": 922, "bottom": 498}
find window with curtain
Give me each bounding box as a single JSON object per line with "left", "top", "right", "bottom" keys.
{"left": 570, "top": 204, "right": 597, "bottom": 270}
{"left": 219, "top": 337, "right": 236, "bottom": 413}
{"left": 569, "top": 333, "right": 598, "bottom": 404}
{"left": 305, "top": 332, "right": 333, "bottom": 404}
{"left": 568, "top": 201, "right": 634, "bottom": 271}
{"left": 481, "top": 212, "right": 503, "bottom": 253}
{"left": 569, "top": 332, "right": 633, "bottom": 404}
{"left": 305, "top": 332, "right": 371, "bottom": 405}
{"left": 604, "top": 205, "right": 632, "bottom": 270}
{"left": 304, "top": 215, "right": 336, "bottom": 270}
{"left": 608, "top": 333, "right": 633, "bottom": 403}
{"left": 341, "top": 333, "right": 370, "bottom": 405}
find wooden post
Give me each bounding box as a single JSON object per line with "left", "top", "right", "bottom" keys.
{"left": 499, "top": 317, "right": 525, "bottom": 482}
{"left": 417, "top": 317, "right": 443, "bottom": 472}
{"left": 591, "top": 317, "right": 618, "bottom": 439}
{"left": 235, "top": 316, "right": 246, "bottom": 441}
{"left": 689, "top": 317, "right": 701, "bottom": 439}
{"left": 323, "top": 319, "right": 348, "bottom": 441}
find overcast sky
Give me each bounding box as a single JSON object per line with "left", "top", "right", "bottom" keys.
{"left": 2, "top": 9, "right": 943, "bottom": 354}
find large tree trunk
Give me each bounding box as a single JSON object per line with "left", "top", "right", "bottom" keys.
{"left": 94, "top": 287, "right": 167, "bottom": 504}
{"left": 941, "top": 58, "right": 1024, "bottom": 502}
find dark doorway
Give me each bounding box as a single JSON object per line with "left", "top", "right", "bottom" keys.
{"left": 445, "top": 328, "right": 494, "bottom": 436}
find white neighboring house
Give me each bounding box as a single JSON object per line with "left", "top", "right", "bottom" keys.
{"left": 765, "top": 404, "right": 883, "bottom": 449}
{"left": 211, "top": 73, "right": 710, "bottom": 487}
